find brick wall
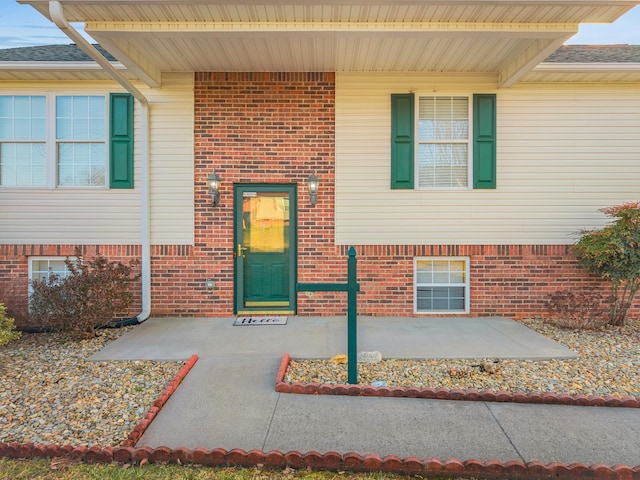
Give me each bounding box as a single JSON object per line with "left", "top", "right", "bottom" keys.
{"left": 192, "top": 72, "right": 341, "bottom": 315}
{"left": 0, "top": 241, "right": 622, "bottom": 323}
{"left": 339, "top": 245, "right": 612, "bottom": 320}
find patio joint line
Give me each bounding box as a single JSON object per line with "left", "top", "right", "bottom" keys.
{"left": 262, "top": 389, "right": 282, "bottom": 451}
{"left": 483, "top": 402, "right": 526, "bottom": 463}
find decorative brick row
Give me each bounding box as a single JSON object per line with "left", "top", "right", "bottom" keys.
{"left": 275, "top": 354, "right": 640, "bottom": 408}
{"left": 121, "top": 354, "right": 199, "bottom": 448}
{"left": 1, "top": 443, "right": 639, "bottom": 479}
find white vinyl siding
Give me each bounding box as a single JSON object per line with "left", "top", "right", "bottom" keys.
{"left": 0, "top": 73, "right": 195, "bottom": 245}
{"left": 335, "top": 72, "right": 640, "bottom": 245}
{"left": 146, "top": 73, "right": 195, "bottom": 245}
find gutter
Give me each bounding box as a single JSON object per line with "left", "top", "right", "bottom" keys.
{"left": 48, "top": 0, "right": 151, "bottom": 324}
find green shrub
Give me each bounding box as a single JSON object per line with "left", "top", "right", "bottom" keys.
{"left": 574, "top": 202, "right": 640, "bottom": 326}
{"left": 29, "top": 251, "right": 140, "bottom": 339}
{"left": 0, "top": 303, "right": 21, "bottom": 347}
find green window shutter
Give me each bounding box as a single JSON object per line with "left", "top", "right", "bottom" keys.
{"left": 473, "top": 94, "right": 497, "bottom": 189}
{"left": 390, "top": 93, "right": 414, "bottom": 189}
{"left": 109, "top": 93, "right": 134, "bottom": 189}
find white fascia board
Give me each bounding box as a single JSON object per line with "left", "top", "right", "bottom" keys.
{"left": 534, "top": 62, "right": 640, "bottom": 72}
{"left": 0, "top": 61, "right": 126, "bottom": 71}
{"left": 18, "top": 0, "right": 640, "bottom": 5}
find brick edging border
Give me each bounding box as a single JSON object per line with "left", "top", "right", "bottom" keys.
{"left": 122, "top": 354, "right": 199, "bottom": 447}
{"left": 1, "top": 444, "right": 640, "bottom": 480}
{"left": 275, "top": 353, "right": 640, "bottom": 408}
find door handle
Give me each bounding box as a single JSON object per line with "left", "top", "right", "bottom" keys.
{"left": 237, "top": 244, "right": 248, "bottom": 257}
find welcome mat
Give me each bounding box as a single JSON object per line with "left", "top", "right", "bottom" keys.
{"left": 233, "top": 316, "right": 288, "bottom": 326}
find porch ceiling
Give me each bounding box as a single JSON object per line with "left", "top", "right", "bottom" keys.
{"left": 18, "top": 0, "right": 639, "bottom": 87}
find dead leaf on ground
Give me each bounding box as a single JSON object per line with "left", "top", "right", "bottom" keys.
{"left": 329, "top": 354, "right": 348, "bottom": 364}
{"left": 50, "top": 457, "right": 78, "bottom": 471}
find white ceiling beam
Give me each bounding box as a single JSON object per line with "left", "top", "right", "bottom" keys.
{"left": 85, "top": 20, "right": 581, "bottom": 35}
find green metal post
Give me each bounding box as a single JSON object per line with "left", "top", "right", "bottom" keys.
{"left": 347, "top": 246, "right": 357, "bottom": 384}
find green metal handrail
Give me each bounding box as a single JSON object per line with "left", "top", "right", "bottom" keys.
{"left": 297, "top": 246, "right": 360, "bottom": 384}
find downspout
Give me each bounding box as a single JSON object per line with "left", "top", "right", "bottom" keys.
{"left": 49, "top": 0, "right": 151, "bottom": 324}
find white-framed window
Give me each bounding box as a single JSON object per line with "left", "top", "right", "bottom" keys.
{"left": 414, "top": 257, "right": 470, "bottom": 314}
{"left": 28, "top": 257, "right": 74, "bottom": 284}
{"left": 0, "top": 94, "right": 107, "bottom": 188}
{"left": 416, "top": 95, "right": 470, "bottom": 189}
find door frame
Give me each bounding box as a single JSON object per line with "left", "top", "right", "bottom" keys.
{"left": 233, "top": 183, "right": 298, "bottom": 314}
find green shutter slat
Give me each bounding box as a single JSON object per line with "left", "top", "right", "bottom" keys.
{"left": 390, "top": 93, "right": 414, "bottom": 189}
{"left": 473, "top": 94, "right": 496, "bottom": 189}
{"left": 109, "top": 93, "right": 134, "bottom": 189}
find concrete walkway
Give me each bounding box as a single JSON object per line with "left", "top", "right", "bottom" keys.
{"left": 91, "top": 316, "right": 640, "bottom": 467}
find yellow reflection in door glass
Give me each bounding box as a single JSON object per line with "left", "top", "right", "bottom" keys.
{"left": 243, "top": 193, "right": 289, "bottom": 253}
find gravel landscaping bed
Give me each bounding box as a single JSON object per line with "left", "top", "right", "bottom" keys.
{"left": 0, "top": 327, "right": 184, "bottom": 447}
{"left": 284, "top": 318, "right": 640, "bottom": 398}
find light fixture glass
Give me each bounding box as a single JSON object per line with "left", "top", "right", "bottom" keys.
{"left": 307, "top": 173, "right": 319, "bottom": 206}
{"left": 207, "top": 172, "right": 221, "bottom": 206}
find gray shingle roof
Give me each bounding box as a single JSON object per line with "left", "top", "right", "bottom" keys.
{"left": 544, "top": 44, "right": 640, "bottom": 63}
{"left": 0, "top": 44, "right": 116, "bottom": 62}
{"left": 0, "top": 43, "right": 639, "bottom": 64}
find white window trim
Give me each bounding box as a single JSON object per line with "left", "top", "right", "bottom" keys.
{"left": 28, "top": 256, "right": 78, "bottom": 293}
{"left": 414, "top": 94, "right": 473, "bottom": 191}
{"left": 414, "top": 256, "right": 471, "bottom": 314}
{"left": 0, "top": 92, "right": 109, "bottom": 190}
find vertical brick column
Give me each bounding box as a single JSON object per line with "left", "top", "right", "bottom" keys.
{"left": 193, "top": 72, "right": 346, "bottom": 315}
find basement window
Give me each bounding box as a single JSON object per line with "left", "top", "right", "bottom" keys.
{"left": 414, "top": 257, "right": 470, "bottom": 314}
{"left": 28, "top": 257, "right": 74, "bottom": 285}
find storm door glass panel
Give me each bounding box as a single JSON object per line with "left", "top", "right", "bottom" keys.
{"left": 241, "top": 191, "right": 291, "bottom": 307}
{"left": 243, "top": 193, "right": 289, "bottom": 253}
{"left": 0, "top": 95, "right": 46, "bottom": 186}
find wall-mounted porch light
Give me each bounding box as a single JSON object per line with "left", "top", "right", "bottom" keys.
{"left": 307, "top": 173, "right": 319, "bottom": 206}
{"left": 207, "top": 172, "right": 222, "bottom": 206}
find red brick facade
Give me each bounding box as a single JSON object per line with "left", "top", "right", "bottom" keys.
{"left": 0, "top": 72, "right": 629, "bottom": 323}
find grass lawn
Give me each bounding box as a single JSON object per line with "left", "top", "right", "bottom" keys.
{"left": 0, "top": 459, "right": 437, "bottom": 479}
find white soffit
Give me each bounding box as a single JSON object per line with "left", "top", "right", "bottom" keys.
{"left": 16, "top": 1, "right": 639, "bottom": 86}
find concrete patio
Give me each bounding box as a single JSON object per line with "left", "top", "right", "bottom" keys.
{"left": 90, "top": 316, "right": 640, "bottom": 467}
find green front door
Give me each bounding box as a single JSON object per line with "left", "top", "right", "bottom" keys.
{"left": 234, "top": 185, "right": 297, "bottom": 314}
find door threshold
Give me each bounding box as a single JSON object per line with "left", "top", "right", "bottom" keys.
{"left": 237, "top": 310, "right": 295, "bottom": 315}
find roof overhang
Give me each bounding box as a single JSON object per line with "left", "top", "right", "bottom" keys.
{"left": 15, "top": 0, "right": 640, "bottom": 87}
